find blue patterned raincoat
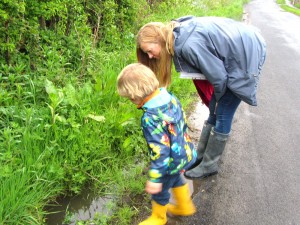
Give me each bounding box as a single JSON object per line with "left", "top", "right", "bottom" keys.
{"left": 140, "top": 88, "right": 197, "bottom": 183}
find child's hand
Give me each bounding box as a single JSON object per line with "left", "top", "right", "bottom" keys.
{"left": 145, "top": 181, "right": 162, "bottom": 194}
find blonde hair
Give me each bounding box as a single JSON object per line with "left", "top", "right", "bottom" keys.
{"left": 136, "top": 21, "right": 178, "bottom": 87}
{"left": 117, "top": 63, "right": 159, "bottom": 101}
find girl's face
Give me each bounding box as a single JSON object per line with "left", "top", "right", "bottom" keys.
{"left": 140, "top": 42, "right": 161, "bottom": 59}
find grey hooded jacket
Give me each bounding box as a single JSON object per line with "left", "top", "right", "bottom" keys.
{"left": 173, "top": 16, "right": 266, "bottom": 106}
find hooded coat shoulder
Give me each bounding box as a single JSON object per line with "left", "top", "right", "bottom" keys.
{"left": 173, "top": 16, "right": 266, "bottom": 106}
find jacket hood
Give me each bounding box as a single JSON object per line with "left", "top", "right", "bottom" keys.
{"left": 172, "top": 16, "right": 197, "bottom": 63}
{"left": 142, "top": 94, "right": 183, "bottom": 125}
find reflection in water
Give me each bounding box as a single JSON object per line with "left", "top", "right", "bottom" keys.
{"left": 46, "top": 191, "right": 114, "bottom": 225}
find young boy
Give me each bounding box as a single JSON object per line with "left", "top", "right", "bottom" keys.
{"left": 117, "top": 63, "right": 197, "bottom": 225}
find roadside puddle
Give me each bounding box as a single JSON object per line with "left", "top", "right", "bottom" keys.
{"left": 46, "top": 190, "right": 114, "bottom": 225}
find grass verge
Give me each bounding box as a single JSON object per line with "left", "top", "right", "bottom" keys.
{"left": 277, "top": 0, "right": 300, "bottom": 16}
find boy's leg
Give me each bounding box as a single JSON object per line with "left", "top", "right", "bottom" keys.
{"left": 138, "top": 200, "right": 168, "bottom": 225}
{"left": 167, "top": 174, "right": 196, "bottom": 216}
{"left": 139, "top": 176, "right": 174, "bottom": 225}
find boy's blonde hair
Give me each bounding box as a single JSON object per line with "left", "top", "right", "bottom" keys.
{"left": 117, "top": 63, "right": 159, "bottom": 101}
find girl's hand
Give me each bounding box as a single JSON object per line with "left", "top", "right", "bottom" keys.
{"left": 145, "top": 181, "right": 162, "bottom": 194}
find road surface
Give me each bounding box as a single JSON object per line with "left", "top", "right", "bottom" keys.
{"left": 167, "top": 0, "right": 300, "bottom": 224}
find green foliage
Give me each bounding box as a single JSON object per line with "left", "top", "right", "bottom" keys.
{"left": 0, "top": 169, "right": 62, "bottom": 224}
{"left": 280, "top": 4, "right": 300, "bottom": 16}
{"left": 141, "top": 0, "right": 250, "bottom": 23}
{"left": 276, "top": 0, "right": 286, "bottom": 4}
{"left": 201, "top": 0, "right": 249, "bottom": 19}
{"left": 277, "top": 0, "right": 300, "bottom": 15}
{"left": 0, "top": 0, "right": 146, "bottom": 68}
{"left": 111, "top": 206, "right": 137, "bottom": 225}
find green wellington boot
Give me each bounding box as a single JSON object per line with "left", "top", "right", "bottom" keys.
{"left": 187, "top": 121, "right": 213, "bottom": 170}
{"left": 184, "top": 128, "right": 228, "bottom": 179}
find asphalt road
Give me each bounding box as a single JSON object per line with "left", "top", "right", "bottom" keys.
{"left": 167, "top": 0, "right": 300, "bottom": 224}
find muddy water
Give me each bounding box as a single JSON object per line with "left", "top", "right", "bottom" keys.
{"left": 46, "top": 101, "right": 208, "bottom": 225}
{"left": 186, "top": 101, "right": 209, "bottom": 146}
{"left": 46, "top": 190, "right": 114, "bottom": 225}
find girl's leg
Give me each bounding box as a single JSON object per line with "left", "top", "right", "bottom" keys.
{"left": 207, "top": 93, "right": 217, "bottom": 126}
{"left": 139, "top": 175, "right": 179, "bottom": 225}
{"left": 184, "top": 89, "right": 241, "bottom": 179}
{"left": 214, "top": 89, "right": 241, "bottom": 134}
{"left": 207, "top": 88, "right": 241, "bottom": 133}
{"left": 188, "top": 84, "right": 215, "bottom": 171}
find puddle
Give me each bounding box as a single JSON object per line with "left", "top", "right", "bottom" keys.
{"left": 46, "top": 190, "right": 114, "bottom": 225}
{"left": 186, "top": 101, "right": 209, "bottom": 143}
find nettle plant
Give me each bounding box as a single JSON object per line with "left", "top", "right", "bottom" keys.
{"left": 43, "top": 75, "right": 145, "bottom": 193}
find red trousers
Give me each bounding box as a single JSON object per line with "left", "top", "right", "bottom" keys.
{"left": 193, "top": 80, "right": 214, "bottom": 107}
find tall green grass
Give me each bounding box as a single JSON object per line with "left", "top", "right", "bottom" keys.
{"left": 0, "top": 169, "right": 61, "bottom": 224}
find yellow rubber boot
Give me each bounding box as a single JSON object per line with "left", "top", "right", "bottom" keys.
{"left": 168, "top": 183, "right": 196, "bottom": 216}
{"left": 138, "top": 201, "right": 168, "bottom": 225}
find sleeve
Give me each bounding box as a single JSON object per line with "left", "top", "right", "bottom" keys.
{"left": 141, "top": 115, "right": 171, "bottom": 183}
{"left": 182, "top": 41, "right": 227, "bottom": 101}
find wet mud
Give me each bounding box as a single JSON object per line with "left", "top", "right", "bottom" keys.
{"left": 46, "top": 189, "right": 114, "bottom": 225}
